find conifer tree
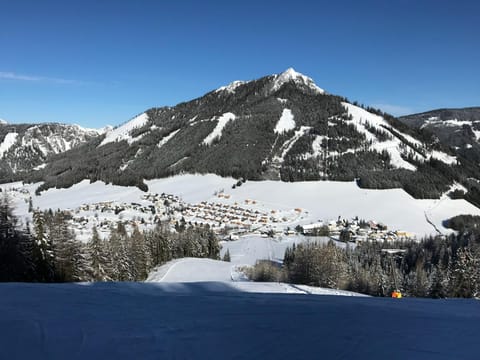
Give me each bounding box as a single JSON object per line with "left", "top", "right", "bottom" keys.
{"left": 222, "top": 249, "right": 231, "bottom": 262}
{"left": 0, "top": 197, "right": 35, "bottom": 281}
{"left": 87, "top": 226, "right": 110, "bottom": 281}
{"left": 32, "top": 210, "right": 55, "bottom": 281}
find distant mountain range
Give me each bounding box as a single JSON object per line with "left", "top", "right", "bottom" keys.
{"left": 400, "top": 107, "right": 480, "bottom": 151}
{"left": 2, "top": 69, "right": 480, "bottom": 206}
{"left": 0, "top": 122, "right": 103, "bottom": 182}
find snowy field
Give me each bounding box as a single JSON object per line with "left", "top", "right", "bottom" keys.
{"left": 219, "top": 234, "right": 342, "bottom": 265}
{"left": 146, "top": 257, "right": 363, "bottom": 296}
{"left": 3, "top": 174, "right": 480, "bottom": 238}
{"left": 1, "top": 282, "right": 479, "bottom": 360}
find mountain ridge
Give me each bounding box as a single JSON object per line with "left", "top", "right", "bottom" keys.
{"left": 3, "top": 69, "right": 480, "bottom": 207}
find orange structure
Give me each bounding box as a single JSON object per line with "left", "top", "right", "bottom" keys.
{"left": 391, "top": 290, "right": 402, "bottom": 299}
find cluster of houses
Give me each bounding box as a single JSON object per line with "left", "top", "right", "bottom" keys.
{"left": 182, "top": 201, "right": 275, "bottom": 231}
{"left": 300, "top": 217, "right": 416, "bottom": 243}
{"left": 4, "top": 184, "right": 416, "bottom": 243}
{"left": 66, "top": 193, "right": 187, "bottom": 239}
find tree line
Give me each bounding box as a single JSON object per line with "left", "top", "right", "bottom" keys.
{"left": 249, "top": 228, "right": 480, "bottom": 298}
{"left": 0, "top": 198, "right": 221, "bottom": 282}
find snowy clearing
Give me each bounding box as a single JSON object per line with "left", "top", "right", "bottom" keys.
{"left": 219, "top": 235, "right": 344, "bottom": 266}
{"left": 274, "top": 108, "right": 296, "bottom": 134}
{"left": 0, "top": 132, "right": 18, "bottom": 157}
{"left": 99, "top": 113, "right": 149, "bottom": 146}
{"left": 343, "top": 102, "right": 457, "bottom": 168}
{"left": 202, "top": 112, "right": 236, "bottom": 145}
{"left": 157, "top": 128, "right": 180, "bottom": 148}
{"left": 146, "top": 257, "right": 363, "bottom": 296}
{"left": 1, "top": 282, "right": 478, "bottom": 359}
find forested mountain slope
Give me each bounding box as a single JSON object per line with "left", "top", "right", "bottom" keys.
{"left": 13, "top": 69, "right": 480, "bottom": 206}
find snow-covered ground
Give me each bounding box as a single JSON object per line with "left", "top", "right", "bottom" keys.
{"left": 146, "top": 257, "right": 363, "bottom": 296}
{"left": 203, "top": 112, "right": 236, "bottom": 145}
{"left": 274, "top": 108, "right": 296, "bottom": 133}
{"left": 343, "top": 102, "right": 457, "bottom": 167}
{"left": 1, "top": 282, "right": 478, "bottom": 359}
{"left": 219, "top": 235, "right": 342, "bottom": 266}
{"left": 99, "top": 112, "right": 149, "bottom": 146}
{"left": 0, "top": 132, "right": 19, "bottom": 157}
{"left": 3, "top": 174, "right": 480, "bottom": 238}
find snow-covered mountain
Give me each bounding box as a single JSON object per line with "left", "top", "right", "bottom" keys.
{"left": 0, "top": 122, "right": 103, "bottom": 181}
{"left": 12, "top": 69, "right": 480, "bottom": 206}
{"left": 400, "top": 107, "right": 480, "bottom": 150}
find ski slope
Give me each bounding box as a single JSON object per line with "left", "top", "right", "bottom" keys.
{"left": 1, "top": 282, "right": 478, "bottom": 359}
{"left": 146, "top": 257, "right": 363, "bottom": 296}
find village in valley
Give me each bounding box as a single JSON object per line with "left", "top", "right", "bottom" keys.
{"left": 4, "top": 184, "right": 416, "bottom": 244}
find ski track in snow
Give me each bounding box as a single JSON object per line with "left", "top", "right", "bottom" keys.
{"left": 157, "top": 129, "right": 180, "bottom": 148}
{"left": 203, "top": 112, "right": 236, "bottom": 145}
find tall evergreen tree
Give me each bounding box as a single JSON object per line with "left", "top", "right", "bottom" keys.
{"left": 32, "top": 211, "right": 55, "bottom": 282}
{"left": 87, "top": 226, "right": 110, "bottom": 281}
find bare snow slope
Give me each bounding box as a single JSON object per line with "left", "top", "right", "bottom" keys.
{"left": 219, "top": 235, "right": 345, "bottom": 266}
{"left": 1, "top": 282, "right": 478, "bottom": 360}
{"left": 146, "top": 257, "right": 367, "bottom": 296}
{"left": 99, "top": 113, "right": 149, "bottom": 146}
{"left": 274, "top": 109, "right": 296, "bottom": 134}
{"left": 202, "top": 112, "right": 236, "bottom": 145}
{"left": 147, "top": 258, "right": 234, "bottom": 282}
{"left": 343, "top": 102, "right": 457, "bottom": 167}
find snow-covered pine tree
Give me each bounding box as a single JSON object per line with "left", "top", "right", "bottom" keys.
{"left": 107, "top": 225, "right": 134, "bottom": 281}
{"left": 428, "top": 264, "right": 448, "bottom": 298}
{"left": 222, "top": 248, "right": 231, "bottom": 262}
{"left": 87, "top": 226, "right": 111, "bottom": 281}
{"left": 48, "top": 211, "right": 81, "bottom": 281}
{"left": 32, "top": 210, "right": 55, "bottom": 281}
{"left": 449, "top": 247, "right": 479, "bottom": 298}
{"left": 129, "top": 224, "right": 151, "bottom": 280}
{"left": 0, "top": 196, "right": 36, "bottom": 281}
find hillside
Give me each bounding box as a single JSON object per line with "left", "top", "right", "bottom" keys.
{"left": 16, "top": 68, "right": 480, "bottom": 206}
{"left": 0, "top": 121, "right": 102, "bottom": 182}
{"left": 1, "top": 282, "right": 478, "bottom": 359}
{"left": 400, "top": 107, "right": 480, "bottom": 152}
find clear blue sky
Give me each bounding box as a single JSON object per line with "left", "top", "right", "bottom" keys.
{"left": 1, "top": 0, "right": 479, "bottom": 128}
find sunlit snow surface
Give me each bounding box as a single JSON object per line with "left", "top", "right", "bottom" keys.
{"left": 3, "top": 174, "right": 480, "bottom": 237}
{"left": 274, "top": 108, "right": 296, "bottom": 134}
{"left": 0, "top": 132, "right": 18, "bottom": 157}
{"left": 203, "top": 112, "right": 236, "bottom": 145}
{"left": 1, "top": 282, "right": 479, "bottom": 359}
{"left": 99, "top": 112, "right": 149, "bottom": 146}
